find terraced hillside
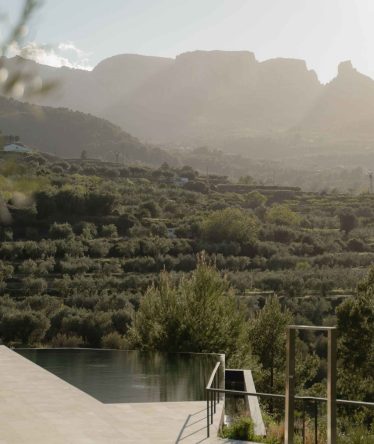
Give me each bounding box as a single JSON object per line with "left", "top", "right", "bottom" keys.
{"left": 1, "top": 152, "right": 374, "bottom": 348}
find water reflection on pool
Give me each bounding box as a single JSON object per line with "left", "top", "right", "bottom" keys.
{"left": 17, "top": 349, "right": 224, "bottom": 403}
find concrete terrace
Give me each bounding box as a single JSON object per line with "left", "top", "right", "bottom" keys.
{"left": 0, "top": 346, "right": 256, "bottom": 443}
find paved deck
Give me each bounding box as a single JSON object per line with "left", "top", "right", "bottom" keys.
{"left": 0, "top": 346, "right": 256, "bottom": 443}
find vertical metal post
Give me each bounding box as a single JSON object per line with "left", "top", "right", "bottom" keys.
{"left": 285, "top": 327, "right": 296, "bottom": 444}
{"left": 214, "top": 374, "right": 217, "bottom": 413}
{"left": 211, "top": 389, "right": 214, "bottom": 424}
{"left": 214, "top": 371, "right": 219, "bottom": 413}
{"left": 302, "top": 400, "right": 306, "bottom": 444}
{"left": 327, "top": 329, "right": 337, "bottom": 444}
{"left": 314, "top": 400, "right": 318, "bottom": 444}
{"left": 217, "top": 366, "right": 221, "bottom": 403}
{"left": 206, "top": 390, "right": 210, "bottom": 437}
{"left": 217, "top": 371, "right": 220, "bottom": 403}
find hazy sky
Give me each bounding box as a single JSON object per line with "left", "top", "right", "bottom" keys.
{"left": 1, "top": 0, "right": 374, "bottom": 82}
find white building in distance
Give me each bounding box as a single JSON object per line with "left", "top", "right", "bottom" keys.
{"left": 3, "top": 143, "right": 32, "bottom": 153}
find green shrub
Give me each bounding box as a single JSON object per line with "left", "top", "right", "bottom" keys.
{"left": 338, "top": 427, "right": 374, "bottom": 444}
{"left": 0, "top": 261, "right": 14, "bottom": 280}
{"left": 75, "top": 222, "right": 98, "bottom": 239}
{"left": 346, "top": 238, "right": 366, "bottom": 252}
{"left": 339, "top": 209, "right": 358, "bottom": 234}
{"left": 266, "top": 204, "right": 301, "bottom": 226}
{"left": 38, "top": 257, "right": 56, "bottom": 275}
{"left": 0, "top": 227, "right": 13, "bottom": 241}
{"left": 201, "top": 208, "right": 258, "bottom": 243}
{"left": 111, "top": 309, "right": 133, "bottom": 335}
{"left": 49, "top": 222, "right": 74, "bottom": 239}
{"left": 0, "top": 310, "right": 50, "bottom": 345}
{"left": 61, "top": 310, "right": 112, "bottom": 347}
{"left": 51, "top": 333, "right": 83, "bottom": 347}
{"left": 18, "top": 259, "right": 38, "bottom": 275}
{"left": 221, "top": 417, "right": 255, "bottom": 441}
{"left": 88, "top": 240, "right": 110, "bottom": 258}
{"left": 244, "top": 191, "right": 267, "bottom": 209}
{"left": 59, "top": 256, "right": 94, "bottom": 274}
{"left": 101, "top": 331, "right": 127, "bottom": 349}
{"left": 101, "top": 224, "right": 118, "bottom": 238}
{"left": 22, "top": 277, "right": 48, "bottom": 295}
{"left": 55, "top": 239, "right": 86, "bottom": 257}
{"left": 129, "top": 254, "right": 245, "bottom": 357}
{"left": 101, "top": 261, "right": 122, "bottom": 275}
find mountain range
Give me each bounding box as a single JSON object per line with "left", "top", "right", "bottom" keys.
{"left": 2, "top": 50, "right": 374, "bottom": 155}
{"left": 0, "top": 95, "right": 172, "bottom": 165}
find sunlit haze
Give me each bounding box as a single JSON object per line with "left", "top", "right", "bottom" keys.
{"left": 0, "top": 2, "right": 373, "bottom": 442}
{"left": 1, "top": 0, "right": 374, "bottom": 82}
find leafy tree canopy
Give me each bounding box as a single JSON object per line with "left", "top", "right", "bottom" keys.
{"left": 266, "top": 204, "right": 302, "bottom": 226}
{"left": 129, "top": 254, "right": 247, "bottom": 360}
{"left": 201, "top": 207, "right": 258, "bottom": 243}
{"left": 337, "top": 267, "right": 374, "bottom": 403}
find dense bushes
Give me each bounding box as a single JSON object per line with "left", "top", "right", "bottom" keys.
{"left": 201, "top": 208, "right": 258, "bottom": 243}
{"left": 49, "top": 222, "right": 74, "bottom": 239}
{"left": 337, "top": 269, "right": 374, "bottom": 404}
{"left": 1, "top": 158, "right": 374, "bottom": 345}
{"left": 220, "top": 417, "right": 255, "bottom": 441}
{"left": 101, "top": 224, "right": 118, "bottom": 238}
{"left": 129, "top": 256, "right": 245, "bottom": 358}
{"left": 0, "top": 175, "right": 374, "bottom": 304}
{"left": 0, "top": 310, "right": 50, "bottom": 344}
{"left": 266, "top": 204, "right": 301, "bottom": 226}
{"left": 36, "top": 189, "right": 119, "bottom": 218}
{"left": 1, "top": 155, "right": 373, "bottom": 439}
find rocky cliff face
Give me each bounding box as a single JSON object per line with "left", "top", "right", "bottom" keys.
{"left": 3, "top": 52, "right": 374, "bottom": 147}
{"left": 100, "top": 51, "right": 322, "bottom": 143}
{"left": 297, "top": 60, "right": 374, "bottom": 138}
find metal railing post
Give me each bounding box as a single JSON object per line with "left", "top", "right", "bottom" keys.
{"left": 327, "top": 329, "right": 337, "bottom": 444}
{"left": 206, "top": 361, "right": 221, "bottom": 430}
{"left": 302, "top": 400, "right": 306, "bottom": 444}
{"left": 206, "top": 389, "right": 210, "bottom": 437}
{"left": 285, "top": 327, "right": 296, "bottom": 444}
{"left": 211, "top": 389, "right": 214, "bottom": 424}
{"left": 205, "top": 351, "right": 371, "bottom": 444}
{"left": 214, "top": 374, "right": 217, "bottom": 414}
{"left": 314, "top": 399, "right": 318, "bottom": 444}
{"left": 286, "top": 325, "right": 339, "bottom": 444}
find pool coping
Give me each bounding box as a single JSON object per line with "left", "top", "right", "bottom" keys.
{"left": 1, "top": 345, "right": 230, "bottom": 442}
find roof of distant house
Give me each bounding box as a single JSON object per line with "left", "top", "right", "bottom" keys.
{"left": 3, "top": 143, "right": 32, "bottom": 153}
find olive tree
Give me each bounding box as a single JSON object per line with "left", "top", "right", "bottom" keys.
{"left": 201, "top": 208, "right": 258, "bottom": 243}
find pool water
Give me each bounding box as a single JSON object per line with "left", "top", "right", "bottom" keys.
{"left": 17, "top": 349, "right": 223, "bottom": 403}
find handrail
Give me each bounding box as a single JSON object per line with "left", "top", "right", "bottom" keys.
{"left": 206, "top": 386, "right": 374, "bottom": 408}
{"left": 205, "top": 363, "right": 373, "bottom": 441}
{"left": 206, "top": 361, "right": 222, "bottom": 438}
{"left": 206, "top": 361, "right": 221, "bottom": 390}
{"left": 207, "top": 387, "right": 374, "bottom": 407}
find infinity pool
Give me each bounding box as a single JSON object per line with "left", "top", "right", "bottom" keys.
{"left": 17, "top": 349, "right": 224, "bottom": 403}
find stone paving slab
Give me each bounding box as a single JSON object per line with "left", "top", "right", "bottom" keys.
{"left": 0, "top": 346, "right": 255, "bottom": 443}
{"left": 107, "top": 401, "right": 224, "bottom": 443}
{"left": 0, "top": 346, "right": 130, "bottom": 443}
